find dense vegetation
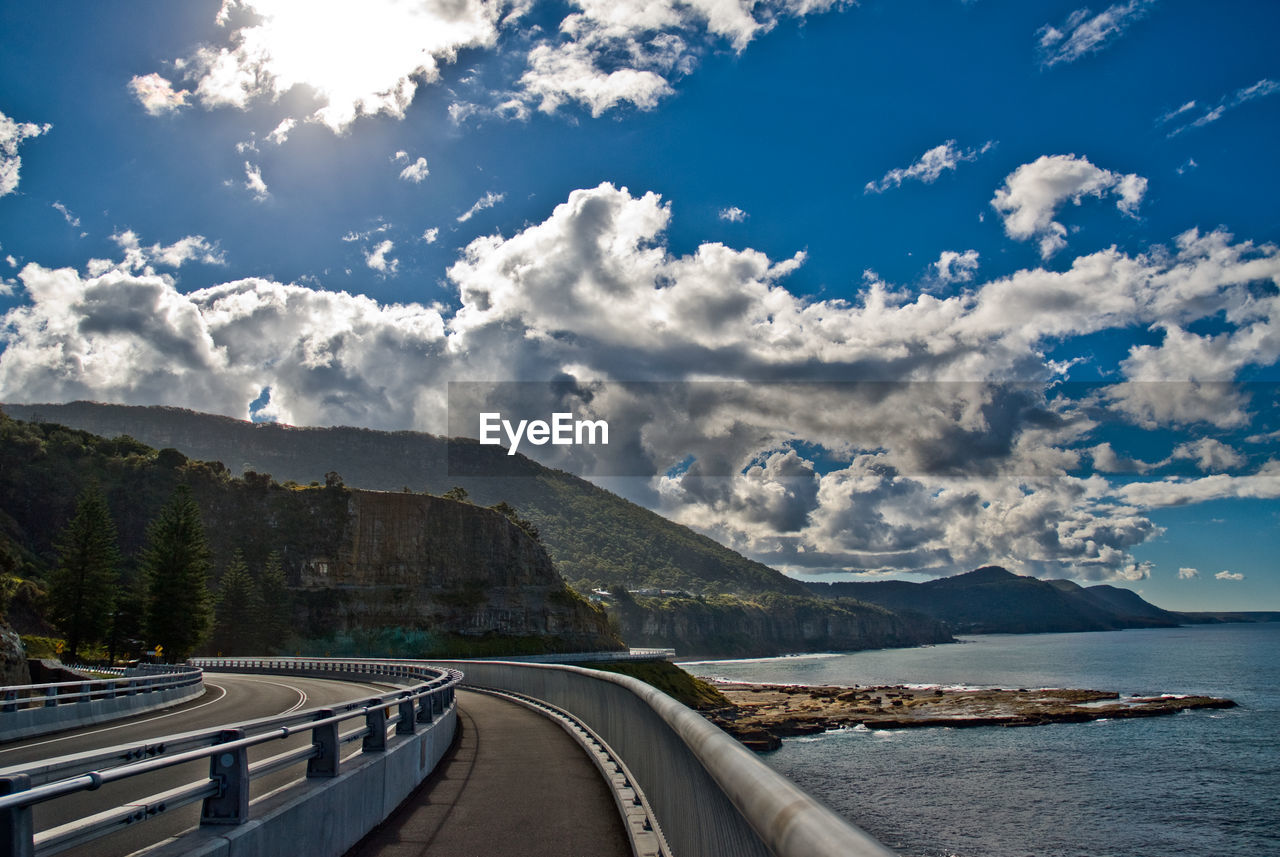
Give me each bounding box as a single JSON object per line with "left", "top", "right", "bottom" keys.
{"left": 1, "top": 403, "right": 809, "bottom": 598}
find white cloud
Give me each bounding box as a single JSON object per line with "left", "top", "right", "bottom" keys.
{"left": 457, "top": 191, "right": 505, "bottom": 222}
{"left": 1176, "top": 157, "right": 1197, "bottom": 175}
{"left": 1177, "top": 567, "right": 1199, "bottom": 580}
{"left": 147, "top": 0, "right": 508, "bottom": 133}
{"left": 1171, "top": 438, "right": 1244, "bottom": 472}
{"left": 1167, "top": 78, "right": 1280, "bottom": 137}
{"left": 718, "top": 206, "right": 747, "bottom": 223}
{"left": 266, "top": 117, "right": 296, "bottom": 145}
{"left": 364, "top": 239, "right": 399, "bottom": 274}
{"left": 128, "top": 72, "right": 191, "bottom": 115}
{"left": 934, "top": 249, "right": 980, "bottom": 284}
{"left": 1037, "top": 1, "right": 1155, "bottom": 68}
{"left": 422, "top": 227, "right": 440, "bottom": 244}
{"left": 865, "top": 140, "right": 994, "bottom": 194}
{"left": 1214, "top": 570, "right": 1245, "bottom": 581}
{"left": 0, "top": 111, "right": 52, "bottom": 197}
{"left": 991, "top": 154, "right": 1147, "bottom": 258}
{"left": 244, "top": 162, "right": 270, "bottom": 201}
{"left": 4, "top": 182, "right": 1280, "bottom": 583}
{"left": 91, "top": 230, "right": 226, "bottom": 277}
{"left": 52, "top": 202, "right": 81, "bottom": 228}
{"left": 398, "top": 156, "right": 430, "bottom": 183}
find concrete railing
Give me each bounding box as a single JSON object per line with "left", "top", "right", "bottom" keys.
{"left": 431, "top": 659, "right": 898, "bottom": 857}
{"left": 0, "top": 664, "right": 205, "bottom": 743}
{"left": 0, "top": 659, "right": 460, "bottom": 857}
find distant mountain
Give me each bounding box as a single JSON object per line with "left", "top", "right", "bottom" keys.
{"left": 804, "top": 566, "right": 1187, "bottom": 634}
{"left": 2, "top": 401, "right": 807, "bottom": 598}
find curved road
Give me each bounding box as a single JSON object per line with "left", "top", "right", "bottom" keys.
{"left": 0, "top": 672, "right": 399, "bottom": 857}
{"left": 351, "top": 690, "right": 631, "bottom": 857}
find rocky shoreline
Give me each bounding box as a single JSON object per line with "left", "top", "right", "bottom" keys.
{"left": 704, "top": 681, "right": 1237, "bottom": 751}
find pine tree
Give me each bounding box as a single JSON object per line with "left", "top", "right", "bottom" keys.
{"left": 141, "top": 486, "right": 214, "bottom": 662}
{"left": 48, "top": 486, "right": 121, "bottom": 661}
{"left": 211, "top": 551, "right": 261, "bottom": 655}
{"left": 253, "top": 551, "right": 291, "bottom": 653}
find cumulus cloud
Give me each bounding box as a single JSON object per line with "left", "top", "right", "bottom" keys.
{"left": 86, "top": 230, "right": 226, "bottom": 278}
{"left": 0, "top": 111, "right": 51, "bottom": 197}
{"left": 142, "top": 0, "right": 508, "bottom": 132}
{"left": 457, "top": 191, "right": 504, "bottom": 222}
{"left": 1037, "top": 0, "right": 1155, "bottom": 68}
{"left": 266, "top": 117, "right": 296, "bottom": 145}
{"left": 422, "top": 227, "right": 440, "bottom": 244}
{"left": 1166, "top": 78, "right": 1280, "bottom": 137}
{"left": 934, "top": 249, "right": 980, "bottom": 284}
{"left": 1171, "top": 438, "right": 1244, "bottom": 472}
{"left": 243, "top": 162, "right": 270, "bottom": 201}
{"left": 991, "top": 154, "right": 1147, "bottom": 258}
{"left": 364, "top": 239, "right": 399, "bottom": 274}
{"left": 718, "top": 206, "right": 747, "bottom": 223}
{"left": 136, "top": 0, "right": 850, "bottom": 131}
{"left": 398, "top": 156, "right": 430, "bottom": 183}
{"left": 865, "top": 140, "right": 994, "bottom": 194}
{"left": 4, "top": 182, "right": 1280, "bottom": 583}
{"left": 1177, "top": 567, "right": 1199, "bottom": 580}
{"left": 128, "top": 73, "right": 191, "bottom": 115}
{"left": 1214, "top": 570, "right": 1245, "bottom": 581}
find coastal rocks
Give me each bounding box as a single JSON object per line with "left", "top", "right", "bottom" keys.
{"left": 707, "top": 682, "right": 1237, "bottom": 751}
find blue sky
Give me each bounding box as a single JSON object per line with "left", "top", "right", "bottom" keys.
{"left": 1, "top": 0, "right": 1278, "bottom": 610}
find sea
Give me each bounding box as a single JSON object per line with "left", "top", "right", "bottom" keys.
{"left": 682, "top": 622, "right": 1279, "bottom": 857}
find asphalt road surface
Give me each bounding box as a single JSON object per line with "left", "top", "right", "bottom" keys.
{"left": 0, "top": 671, "right": 400, "bottom": 857}
{"left": 350, "top": 689, "right": 631, "bottom": 857}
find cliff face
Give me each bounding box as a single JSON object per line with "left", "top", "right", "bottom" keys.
{"left": 1, "top": 622, "right": 31, "bottom": 685}
{"left": 610, "top": 594, "right": 952, "bottom": 657}
{"left": 294, "top": 491, "right": 619, "bottom": 652}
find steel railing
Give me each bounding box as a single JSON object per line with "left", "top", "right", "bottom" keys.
{"left": 0, "top": 659, "right": 461, "bottom": 857}
{"left": 0, "top": 665, "right": 203, "bottom": 714}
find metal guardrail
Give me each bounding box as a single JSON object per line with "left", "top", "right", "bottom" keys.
{"left": 0, "top": 665, "right": 202, "bottom": 714}
{"left": 433, "top": 660, "right": 899, "bottom": 857}
{"left": 0, "top": 659, "right": 461, "bottom": 857}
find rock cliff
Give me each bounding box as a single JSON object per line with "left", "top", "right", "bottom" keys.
{"left": 292, "top": 491, "right": 620, "bottom": 654}
{"left": 1, "top": 622, "right": 31, "bottom": 686}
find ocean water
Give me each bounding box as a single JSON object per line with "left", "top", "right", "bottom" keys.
{"left": 683, "top": 623, "right": 1280, "bottom": 857}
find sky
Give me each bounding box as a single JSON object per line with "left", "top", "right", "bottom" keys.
{"left": 1, "top": 0, "right": 1278, "bottom": 610}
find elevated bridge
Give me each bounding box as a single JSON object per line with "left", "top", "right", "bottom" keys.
{"left": 1, "top": 657, "right": 896, "bottom": 857}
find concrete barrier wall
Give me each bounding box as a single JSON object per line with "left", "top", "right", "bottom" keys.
{"left": 133, "top": 703, "right": 456, "bottom": 857}
{"left": 431, "top": 660, "right": 896, "bottom": 857}
{"left": 0, "top": 679, "right": 204, "bottom": 743}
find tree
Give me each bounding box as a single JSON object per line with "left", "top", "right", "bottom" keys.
{"left": 141, "top": 486, "right": 214, "bottom": 662}
{"left": 252, "top": 551, "right": 291, "bottom": 653}
{"left": 48, "top": 486, "right": 121, "bottom": 661}
{"left": 442, "top": 486, "right": 469, "bottom": 503}
{"left": 210, "top": 551, "right": 261, "bottom": 655}
{"left": 490, "top": 501, "right": 540, "bottom": 542}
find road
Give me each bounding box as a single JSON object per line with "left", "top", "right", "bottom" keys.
{"left": 351, "top": 690, "right": 631, "bottom": 857}
{"left": 0, "top": 671, "right": 399, "bottom": 857}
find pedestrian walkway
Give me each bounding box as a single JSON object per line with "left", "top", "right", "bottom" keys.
{"left": 349, "top": 689, "right": 632, "bottom": 857}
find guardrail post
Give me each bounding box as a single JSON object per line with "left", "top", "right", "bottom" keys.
{"left": 308, "top": 710, "right": 340, "bottom": 778}
{"left": 363, "top": 702, "right": 387, "bottom": 752}
{"left": 1, "top": 774, "right": 34, "bottom": 857}
{"left": 416, "top": 692, "right": 434, "bottom": 724}
{"left": 44, "top": 688, "right": 58, "bottom": 708}
{"left": 2, "top": 689, "right": 16, "bottom": 713}
{"left": 201, "top": 730, "right": 249, "bottom": 825}
{"left": 396, "top": 697, "right": 417, "bottom": 734}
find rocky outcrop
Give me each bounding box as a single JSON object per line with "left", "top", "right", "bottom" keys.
{"left": 609, "top": 593, "right": 951, "bottom": 657}
{"left": 1, "top": 622, "right": 31, "bottom": 686}
{"left": 290, "top": 491, "right": 621, "bottom": 654}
